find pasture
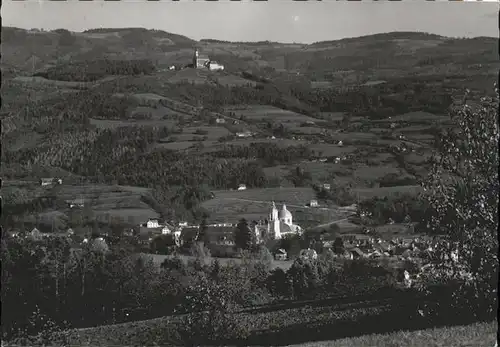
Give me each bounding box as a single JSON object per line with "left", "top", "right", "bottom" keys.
{"left": 224, "top": 138, "right": 303, "bottom": 148}
{"left": 89, "top": 118, "right": 177, "bottom": 129}
{"left": 155, "top": 141, "right": 195, "bottom": 150}
{"left": 289, "top": 126, "right": 324, "bottom": 135}
{"left": 202, "top": 187, "right": 350, "bottom": 224}
{"left": 226, "top": 105, "right": 318, "bottom": 123}
{"left": 352, "top": 185, "right": 423, "bottom": 200}
{"left": 178, "top": 126, "right": 232, "bottom": 140}
{"left": 290, "top": 322, "right": 497, "bottom": 347}
{"left": 50, "top": 184, "right": 157, "bottom": 225}
{"left": 318, "top": 112, "right": 347, "bottom": 121}
{"left": 371, "top": 111, "right": 449, "bottom": 123}
{"left": 352, "top": 165, "right": 402, "bottom": 182}
{"left": 307, "top": 144, "right": 357, "bottom": 157}
{"left": 12, "top": 76, "right": 91, "bottom": 89}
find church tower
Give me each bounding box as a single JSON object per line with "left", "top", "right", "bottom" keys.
{"left": 268, "top": 201, "right": 281, "bottom": 239}
{"left": 192, "top": 48, "right": 199, "bottom": 68}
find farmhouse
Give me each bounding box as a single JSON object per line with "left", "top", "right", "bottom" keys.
{"left": 236, "top": 131, "right": 254, "bottom": 138}
{"left": 146, "top": 219, "right": 160, "bottom": 228}
{"left": 66, "top": 199, "right": 85, "bottom": 208}
{"left": 40, "top": 178, "right": 62, "bottom": 186}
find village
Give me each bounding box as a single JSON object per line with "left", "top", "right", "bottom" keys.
{"left": 15, "top": 180, "right": 440, "bottom": 287}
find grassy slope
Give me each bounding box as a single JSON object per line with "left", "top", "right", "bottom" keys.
{"left": 48, "top": 316, "right": 497, "bottom": 347}
{"left": 289, "top": 322, "right": 498, "bottom": 347}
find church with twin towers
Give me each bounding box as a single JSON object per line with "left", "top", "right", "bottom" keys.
{"left": 255, "top": 202, "right": 303, "bottom": 240}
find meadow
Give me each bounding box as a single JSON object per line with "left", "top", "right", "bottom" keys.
{"left": 227, "top": 105, "right": 318, "bottom": 123}
{"left": 290, "top": 322, "right": 497, "bottom": 347}
{"left": 202, "top": 187, "right": 354, "bottom": 225}
{"left": 89, "top": 118, "right": 178, "bottom": 129}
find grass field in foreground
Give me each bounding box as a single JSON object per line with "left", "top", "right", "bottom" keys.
{"left": 288, "top": 321, "right": 497, "bottom": 347}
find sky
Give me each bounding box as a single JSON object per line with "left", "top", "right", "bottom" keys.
{"left": 2, "top": 1, "right": 498, "bottom": 43}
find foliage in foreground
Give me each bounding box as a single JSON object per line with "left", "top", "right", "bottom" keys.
{"left": 416, "top": 86, "right": 499, "bottom": 320}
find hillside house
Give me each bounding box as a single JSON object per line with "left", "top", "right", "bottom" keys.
{"left": 66, "top": 199, "right": 85, "bottom": 209}
{"left": 208, "top": 61, "right": 225, "bottom": 71}
{"left": 322, "top": 183, "right": 331, "bottom": 190}
{"left": 40, "top": 178, "right": 62, "bottom": 186}
{"left": 146, "top": 219, "right": 160, "bottom": 229}
{"left": 274, "top": 248, "right": 288, "bottom": 261}
{"left": 236, "top": 131, "right": 253, "bottom": 138}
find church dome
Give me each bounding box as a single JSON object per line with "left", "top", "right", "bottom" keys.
{"left": 278, "top": 204, "right": 292, "bottom": 221}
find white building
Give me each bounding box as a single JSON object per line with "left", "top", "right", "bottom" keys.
{"left": 146, "top": 219, "right": 160, "bottom": 228}
{"left": 208, "top": 61, "right": 224, "bottom": 71}
{"left": 266, "top": 202, "right": 302, "bottom": 240}
{"left": 310, "top": 200, "right": 319, "bottom": 207}
{"left": 237, "top": 184, "right": 247, "bottom": 191}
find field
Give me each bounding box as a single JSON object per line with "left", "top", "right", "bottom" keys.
{"left": 352, "top": 185, "right": 423, "bottom": 200}
{"left": 226, "top": 105, "right": 318, "bottom": 123}
{"left": 371, "top": 111, "right": 450, "bottom": 123}
{"left": 89, "top": 118, "right": 178, "bottom": 129}
{"left": 40, "top": 304, "right": 497, "bottom": 347}
{"left": 9, "top": 183, "right": 159, "bottom": 226}
{"left": 291, "top": 322, "right": 497, "bottom": 347}
{"left": 202, "top": 187, "right": 353, "bottom": 225}
{"left": 307, "top": 144, "right": 357, "bottom": 157}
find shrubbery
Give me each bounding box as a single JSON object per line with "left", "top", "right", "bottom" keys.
{"left": 34, "top": 59, "right": 156, "bottom": 82}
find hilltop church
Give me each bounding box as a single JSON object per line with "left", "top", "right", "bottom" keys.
{"left": 192, "top": 48, "right": 224, "bottom": 71}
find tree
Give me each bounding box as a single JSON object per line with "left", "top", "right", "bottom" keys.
{"left": 332, "top": 237, "right": 345, "bottom": 255}
{"left": 417, "top": 87, "right": 498, "bottom": 320}
{"left": 197, "top": 216, "right": 208, "bottom": 244}
{"left": 234, "top": 218, "right": 253, "bottom": 251}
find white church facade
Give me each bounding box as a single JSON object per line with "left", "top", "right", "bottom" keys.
{"left": 255, "top": 202, "right": 303, "bottom": 240}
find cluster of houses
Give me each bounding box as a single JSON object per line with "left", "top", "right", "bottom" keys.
{"left": 326, "top": 234, "right": 436, "bottom": 261}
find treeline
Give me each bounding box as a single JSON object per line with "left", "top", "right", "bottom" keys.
{"left": 291, "top": 79, "right": 453, "bottom": 117}
{"left": 33, "top": 59, "right": 156, "bottom": 82}
{"left": 358, "top": 193, "right": 431, "bottom": 226}
{"left": 1, "top": 234, "right": 402, "bottom": 342}
{"left": 111, "top": 153, "right": 268, "bottom": 189}
{"left": 3, "top": 124, "right": 272, "bottom": 193}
